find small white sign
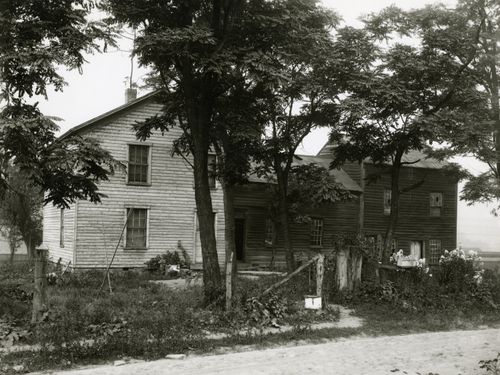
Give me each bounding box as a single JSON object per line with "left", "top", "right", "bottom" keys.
{"left": 304, "top": 295, "right": 322, "bottom": 310}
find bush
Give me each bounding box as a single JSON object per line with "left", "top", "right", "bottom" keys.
{"left": 145, "top": 251, "right": 188, "bottom": 273}
{"left": 351, "top": 248, "right": 500, "bottom": 313}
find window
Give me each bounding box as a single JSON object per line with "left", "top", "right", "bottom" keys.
{"left": 208, "top": 154, "right": 216, "bottom": 188}
{"left": 310, "top": 218, "right": 324, "bottom": 247}
{"left": 128, "top": 145, "right": 150, "bottom": 184}
{"left": 430, "top": 192, "right": 443, "bottom": 217}
{"left": 265, "top": 218, "right": 275, "bottom": 246}
{"left": 429, "top": 239, "right": 442, "bottom": 265}
{"left": 126, "top": 208, "right": 148, "bottom": 248}
{"left": 383, "top": 189, "right": 392, "bottom": 215}
{"left": 59, "top": 209, "right": 64, "bottom": 248}
{"left": 410, "top": 240, "right": 424, "bottom": 259}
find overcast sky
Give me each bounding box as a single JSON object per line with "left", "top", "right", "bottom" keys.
{"left": 34, "top": 0, "right": 498, "bottom": 252}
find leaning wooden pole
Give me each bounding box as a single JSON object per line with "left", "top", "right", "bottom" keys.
{"left": 261, "top": 254, "right": 321, "bottom": 297}
{"left": 32, "top": 246, "right": 49, "bottom": 323}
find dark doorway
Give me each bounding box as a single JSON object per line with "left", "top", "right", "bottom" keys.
{"left": 234, "top": 218, "right": 245, "bottom": 261}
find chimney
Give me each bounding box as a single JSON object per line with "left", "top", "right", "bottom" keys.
{"left": 125, "top": 88, "right": 137, "bottom": 103}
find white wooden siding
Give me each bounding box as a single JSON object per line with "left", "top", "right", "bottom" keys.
{"left": 63, "top": 99, "right": 226, "bottom": 268}
{"left": 43, "top": 203, "right": 75, "bottom": 265}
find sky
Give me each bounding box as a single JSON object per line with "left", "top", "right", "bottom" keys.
{"left": 35, "top": 0, "right": 499, "bottom": 252}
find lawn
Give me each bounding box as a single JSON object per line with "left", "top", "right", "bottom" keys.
{"left": 1, "top": 257, "right": 500, "bottom": 374}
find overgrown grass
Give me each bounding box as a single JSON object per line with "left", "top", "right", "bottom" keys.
{"left": 1, "top": 261, "right": 500, "bottom": 374}
{"left": 0, "top": 264, "right": 338, "bottom": 373}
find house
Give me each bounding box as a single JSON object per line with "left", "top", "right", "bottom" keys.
{"left": 318, "top": 144, "right": 457, "bottom": 266}
{"left": 42, "top": 91, "right": 457, "bottom": 269}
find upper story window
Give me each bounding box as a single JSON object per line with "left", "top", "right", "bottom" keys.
{"left": 208, "top": 154, "right": 217, "bottom": 189}
{"left": 310, "top": 218, "right": 324, "bottom": 247}
{"left": 429, "top": 192, "right": 443, "bottom": 217}
{"left": 265, "top": 218, "right": 275, "bottom": 246}
{"left": 126, "top": 208, "right": 148, "bottom": 249}
{"left": 383, "top": 189, "right": 392, "bottom": 215}
{"left": 128, "top": 144, "right": 150, "bottom": 185}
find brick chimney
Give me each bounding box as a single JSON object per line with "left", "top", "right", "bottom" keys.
{"left": 125, "top": 88, "right": 137, "bottom": 103}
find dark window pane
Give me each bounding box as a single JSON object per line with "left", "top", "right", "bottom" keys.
{"left": 128, "top": 145, "right": 149, "bottom": 183}
{"left": 126, "top": 208, "right": 148, "bottom": 248}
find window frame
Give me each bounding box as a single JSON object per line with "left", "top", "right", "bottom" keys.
{"left": 207, "top": 153, "right": 217, "bottom": 189}
{"left": 383, "top": 189, "right": 392, "bottom": 215}
{"left": 124, "top": 206, "right": 150, "bottom": 250}
{"left": 264, "top": 218, "right": 275, "bottom": 247}
{"left": 310, "top": 217, "right": 324, "bottom": 247}
{"left": 127, "top": 143, "right": 152, "bottom": 186}
{"left": 428, "top": 239, "right": 442, "bottom": 265}
{"left": 429, "top": 192, "right": 443, "bottom": 217}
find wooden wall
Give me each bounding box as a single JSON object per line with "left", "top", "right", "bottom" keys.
{"left": 43, "top": 203, "right": 75, "bottom": 265}
{"left": 233, "top": 183, "right": 359, "bottom": 269}
{"left": 43, "top": 98, "right": 226, "bottom": 268}
{"left": 342, "top": 161, "right": 458, "bottom": 257}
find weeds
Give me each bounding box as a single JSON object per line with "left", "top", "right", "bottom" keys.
{"left": 479, "top": 353, "right": 500, "bottom": 374}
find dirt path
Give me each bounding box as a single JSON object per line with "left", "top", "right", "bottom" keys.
{"left": 36, "top": 328, "right": 500, "bottom": 375}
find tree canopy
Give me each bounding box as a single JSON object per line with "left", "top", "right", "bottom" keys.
{"left": 0, "top": 0, "right": 117, "bottom": 208}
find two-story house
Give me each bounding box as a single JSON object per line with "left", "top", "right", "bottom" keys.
{"left": 42, "top": 92, "right": 362, "bottom": 269}
{"left": 319, "top": 144, "right": 457, "bottom": 266}
{"left": 42, "top": 92, "right": 457, "bottom": 269}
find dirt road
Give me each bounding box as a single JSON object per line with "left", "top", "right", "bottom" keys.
{"left": 39, "top": 328, "right": 500, "bottom": 375}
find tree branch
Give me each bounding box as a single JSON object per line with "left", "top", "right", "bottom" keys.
{"left": 399, "top": 177, "right": 426, "bottom": 194}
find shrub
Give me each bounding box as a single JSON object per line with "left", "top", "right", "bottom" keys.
{"left": 438, "top": 249, "right": 479, "bottom": 292}
{"left": 351, "top": 248, "right": 500, "bottom": 313}
{"left": 145, "top": 251, "right": 188, "bottom": 273}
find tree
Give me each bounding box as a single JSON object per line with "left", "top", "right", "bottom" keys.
{"left": 0, "top": 0, "right": 118, "bottom": 208}
{"left": 0, "top": 165, "right": 42, "bottom": 260}
{"left": 251, "top": 3, "right": 338, "bottom": 272}
{"left": 414, "top": 0, "right": 500, "bottom": 209}
{"left": 103, "top": 0, "right": 343, "bottom": 292}
{"left": 1, "top": 0, "right": 120, "bottom": 323}
{"left": 331, "top": 7, "right": 487, "bottom": 261}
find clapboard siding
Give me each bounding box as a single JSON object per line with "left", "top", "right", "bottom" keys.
{"left": 43, "top": 203, "right": 75, "bottom": 265}
{"left": 59, "top": 98, "right": 225, "bottom": 268}
{"left": 234, "top": 184, "right": 359, "bottom": 268}
{"left": 355, "top": 163, "right": 457, "bottom": 254}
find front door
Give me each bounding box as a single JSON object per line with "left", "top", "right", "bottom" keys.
{"left": 234, "top": 218, "right": 245, "bottom": 261}
{"left": 410, "top": 240, "right": 423, "bottom": 259}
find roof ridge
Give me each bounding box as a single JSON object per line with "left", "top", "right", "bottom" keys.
{"left": 59, "top": 90, "right": 160, "bottom": 139}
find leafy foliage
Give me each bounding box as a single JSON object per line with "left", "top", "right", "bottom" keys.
{"left": 0, "top": 166, "right": 42, "bottom": 257}
{"left": 330, "top": 5, "right": 489, "bottom": 259}
{"left": 0, "top": 0, "right": 118, "bottom": 208}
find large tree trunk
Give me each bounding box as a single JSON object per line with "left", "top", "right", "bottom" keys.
{"left": 192, "top": 142, "right": 222, "bottom": 303}
{"left": 276, "top": 170, "right": 295, "bottom": 273}
{"left": 222, "top": 181, "right": 236, "bottom": 310}
{"left": 383, "top": 152, "right": 403, "bottom": 263}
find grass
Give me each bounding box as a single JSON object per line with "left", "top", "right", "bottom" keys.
{"left": 1, "top": 262, "right": 500, "bottom": 374}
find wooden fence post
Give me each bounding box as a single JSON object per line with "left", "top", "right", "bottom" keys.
{"left": 225, "top": 251, "right": 234, "bottom": 311}
{"left": 32, "top": 246, "right": 49, "bottom": 323}
{"left": 336, "top": 248, "right": 348, "bottom": 292}
{"left": 316, "top": 253, "right": 324, "bottom": 298}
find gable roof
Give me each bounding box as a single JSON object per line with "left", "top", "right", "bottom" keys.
{"left": 317, "top": 142, "right": 447, "bottom": 170}
{"left": 247, "top": 155, "right": 362, "bottom": 193}
{"left": 59, "top": 91, "right": 160, "bottom": 140}
{"left": 61, "top": 91, "right": 361, "bottom": 192}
